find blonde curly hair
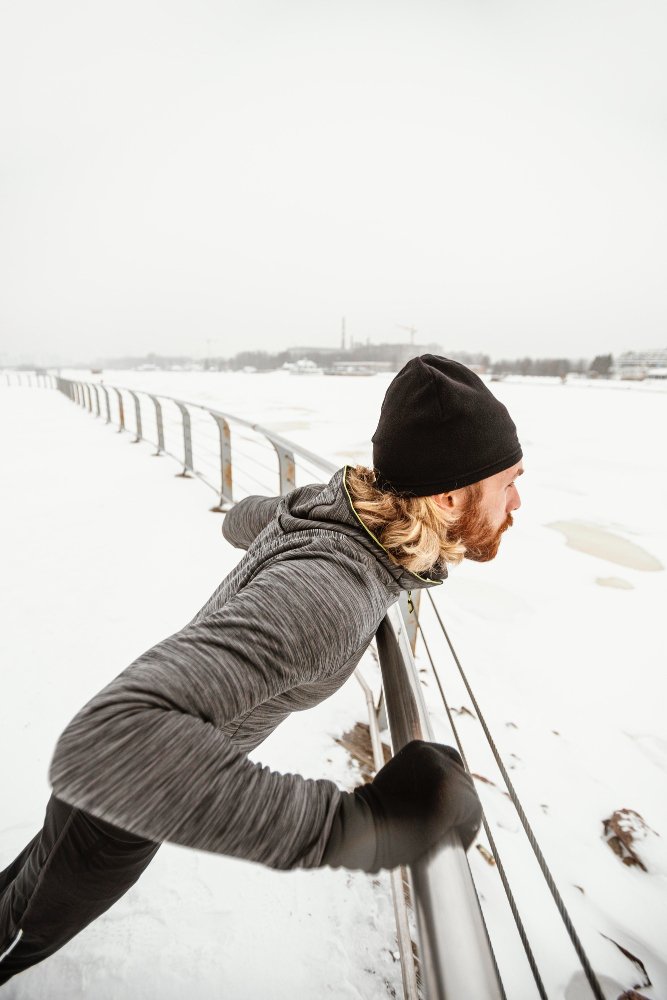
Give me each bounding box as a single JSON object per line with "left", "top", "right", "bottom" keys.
{"left": 345, "top": 465, "right": 480, "bottom": 576}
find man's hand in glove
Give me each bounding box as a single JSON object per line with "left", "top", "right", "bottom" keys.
{"left": 321, "top": 740, "right": 482, "bottom": 872}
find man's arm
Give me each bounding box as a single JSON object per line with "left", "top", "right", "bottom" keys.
{"left": 49, "top": 548, "right": 386, "bottom": 869}
{"left": 221, "top": 494, "right": 282, "bottom": 550}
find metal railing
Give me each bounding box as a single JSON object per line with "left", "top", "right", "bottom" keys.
{"left": 2, "top": 371, "right": 55, "bottom": 389}
{"left": 5, "top": 371, "right": 610, "bottom": 1000}
{"left": 53, "top": 375, "right": 336, "bottom": 510}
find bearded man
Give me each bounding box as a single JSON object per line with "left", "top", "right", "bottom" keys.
{"left": 0, "top": 355, "right": 522, "bottom": 984}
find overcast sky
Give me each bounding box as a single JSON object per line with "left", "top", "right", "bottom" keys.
{"left": 1, "top": 0, "right": 666, "bottom": 365}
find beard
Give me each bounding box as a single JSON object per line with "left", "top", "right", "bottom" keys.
{"left": 457, "top": 485, "right": 514, "bottom": 563}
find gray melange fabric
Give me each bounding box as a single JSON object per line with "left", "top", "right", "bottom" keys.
{"left": 48, "top": 467, "right": 444, "bottom": 870}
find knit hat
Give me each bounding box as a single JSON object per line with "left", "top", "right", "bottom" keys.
{"left": 371, "top": 355, "right": 522, "bottom": 496}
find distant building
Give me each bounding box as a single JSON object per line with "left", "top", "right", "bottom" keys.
{"left": 285, "top": 342, "right": 442, "bottom": 372}
{"left": 325, "top": 361, "right": 390, "bottom": 375}
{"left": 285, "top": 346, "right": 340, "bottom": 361}
{"left": 617, "top": 348, "right": 667, "bottom": 380}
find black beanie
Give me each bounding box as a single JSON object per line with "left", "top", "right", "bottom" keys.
{"left": 371, "top": 355, "right": 522, "bottom": 496}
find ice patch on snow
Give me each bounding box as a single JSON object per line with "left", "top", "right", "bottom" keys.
{"left": 546, "top": 521, "right": 664, "bottom": 571}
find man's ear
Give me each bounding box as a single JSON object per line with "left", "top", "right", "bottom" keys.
{"left": 432, "top": 492, "right": 455, "bottom": 511}
{"left": 432, "top": 488, "right": 470, "bottom": 511}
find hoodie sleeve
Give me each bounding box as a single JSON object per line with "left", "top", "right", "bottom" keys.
{"left": 221, "top": 494, "right": 282, "bottom": 550}
{"left": 49, "top": 546, "right": 386, "bottom": 869}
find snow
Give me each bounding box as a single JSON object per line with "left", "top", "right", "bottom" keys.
{"left": 2, "top": 371, "right": 667, "bottom": 999}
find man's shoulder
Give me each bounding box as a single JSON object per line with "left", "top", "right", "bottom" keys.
{"left": 258, "top": 528, "right": 401, "bottom": 614}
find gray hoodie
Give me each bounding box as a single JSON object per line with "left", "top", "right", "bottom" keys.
{"left": 49, "top": 467, "right": 444, "bottom": 870}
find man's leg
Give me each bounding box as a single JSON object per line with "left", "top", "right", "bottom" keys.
{"left": 0, "top": 795, "right": 160, "bottom": 985}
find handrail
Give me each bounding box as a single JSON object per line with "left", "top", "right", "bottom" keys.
{"left": 2, "top": 371, "right": 55, "bottom": 390}
{"left": 377, "top": 611, "right": 504, "bottom": 998}
{"left": 107, "top": 380, "right": 340, "bottom": 481}
{"left": 355, "top": 668, "right": 420, "bottom": 1000}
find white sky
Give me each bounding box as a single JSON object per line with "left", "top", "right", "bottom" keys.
{"left": 1, "top": 0, "right": 666, "bottom": 366}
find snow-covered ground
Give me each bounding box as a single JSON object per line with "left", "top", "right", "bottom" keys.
{"left": 2, "top": 372, "right": 666, "bottom": 999}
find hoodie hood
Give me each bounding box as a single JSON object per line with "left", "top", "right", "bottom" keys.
{"left": 278, "top": 466, "right": 446, "bottom": 592}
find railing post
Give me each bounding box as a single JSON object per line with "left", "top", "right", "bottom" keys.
{"left": 148, "top": 395, "right": 164, "bottom": 455}
{"left": 113, "top": 388, "right": 125, "bottom": 432}
{"left": 99, "top": 384, "right": 111, "bottom": 424}
{"left": 270, "top": 441, "right": 296, "bottom": 494}
{"left": 92, "top": 384, "right": 101, "bottom": 418}
{"left": 128, "top": 390, "right": 142, "bottom": 443}
{"left": 174, "top": 401, "right": 194, "bottom": 476}
{"left": 209, "top": 414, "right": 234, "bottom": 509}
{"left": 85, "top": 384, "right": 93, "bottom": 412}
{"left": 398, "top": 591, "right": 422, "bottom": 655}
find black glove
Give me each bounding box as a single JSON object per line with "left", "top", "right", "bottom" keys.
{"left": 321, "top": 740, "right": 482, "bottom": 872}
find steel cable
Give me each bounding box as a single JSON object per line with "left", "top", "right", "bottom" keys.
{"left": 425, "top": 590, "right": 606, "bottom": 1000}
{"left": 232, "top": 464, "right": 274, "bottom": 494}
{"left": 416, "top": 619, "right": 549, "bottom": 1000}
{"left": 231, "top": 449, "right": 279, "bottom": 478}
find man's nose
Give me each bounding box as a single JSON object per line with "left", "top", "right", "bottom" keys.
{"left": 508, "top": 486, "right": 521, "bottom": 512}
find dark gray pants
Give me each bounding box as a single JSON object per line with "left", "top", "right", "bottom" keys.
{"left": 0, "top": 795, "right": 160, "bottom": 985}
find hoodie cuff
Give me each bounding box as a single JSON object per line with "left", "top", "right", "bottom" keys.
{"left": 319, "top": 791, "right": 378, "bottom": 872}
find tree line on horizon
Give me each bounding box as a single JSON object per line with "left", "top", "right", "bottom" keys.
{"left": 491, "top": 353, "right": 613, "bottom": 377}
{"left": 82, "top": 348, "right": 615, "bottom": 377}
{"left": 13, "top": 348, "right": 614, "bottom": 376}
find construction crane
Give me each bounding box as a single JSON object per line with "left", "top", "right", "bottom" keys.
{"left": 396, "top": 324, "right": 418, "bottom": 346}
